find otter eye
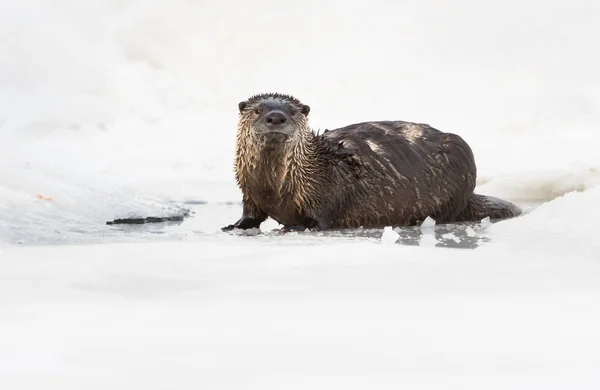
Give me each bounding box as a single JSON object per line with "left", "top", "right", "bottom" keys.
{"left": 254, "top": 109, "right": 260, "bottom": 115}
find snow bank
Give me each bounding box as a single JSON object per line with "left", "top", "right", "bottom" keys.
{"left": 482, "top": 186, "right": 600, "bottom": 257}
{"left": 2, "top": 241, "right": 600, "bottom": 389}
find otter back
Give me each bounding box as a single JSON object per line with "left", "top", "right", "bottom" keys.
{"left": 319, "top": 121, "right": 478, "bottom": 227}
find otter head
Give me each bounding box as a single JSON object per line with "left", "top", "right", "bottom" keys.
{"left": 237, "top": 93, "right": 311, "bottom": 143}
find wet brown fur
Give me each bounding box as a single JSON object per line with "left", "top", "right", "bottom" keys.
{"left": 223, "top": 93, "right": 522, "bottom": 231}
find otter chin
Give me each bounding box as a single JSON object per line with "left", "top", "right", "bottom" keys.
{"left": 260, "top": 132, "right": 290, "bottom": 143}
{"left": 222, "top": 92, "right": 522, "bottom": 232}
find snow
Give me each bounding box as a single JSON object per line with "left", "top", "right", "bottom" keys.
{"left": 381, "top": 226, "right": 400, "bottom": 244}
{"left": 2, "top": 242, "right": 600, "bottom": 389}
{"left": 1, "top": 0, "right": 600, "bottom": 388}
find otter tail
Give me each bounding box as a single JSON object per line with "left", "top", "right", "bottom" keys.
{"left": 455, "top": 193, "right": 523, "bottom": 222}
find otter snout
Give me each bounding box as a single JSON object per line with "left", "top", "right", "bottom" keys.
{"left": 266, "top": 111, "right": 287, "bottom": 126}
{"left": 239, "top": 94, "right": 311, "bottom": 140}
{"left": 255, "top": 108, "right": 296, "bottom": 139}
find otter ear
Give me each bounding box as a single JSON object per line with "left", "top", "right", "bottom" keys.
{"left": 238, "top": 101, "right": 248, "bottom": 113}
{"left": 301, "top": 104, "right": 310, "bottom": 116}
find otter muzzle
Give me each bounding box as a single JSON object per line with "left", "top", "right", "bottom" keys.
{"left": 256, "top": 109, "right": 295, "bottom": 137}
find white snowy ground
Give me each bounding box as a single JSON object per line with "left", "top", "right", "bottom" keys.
{"left": 1, "top": 0, "right": 600, "bottom": 388}
{"left": 2, "top": 237, "right": 600, "bottom": 390}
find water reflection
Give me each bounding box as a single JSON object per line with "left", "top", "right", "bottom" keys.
{"left": 229, "top": 220, "right": 494, "bottom": 249}
{"left": 8, "top": 201, "right": 497, "bottom": 249}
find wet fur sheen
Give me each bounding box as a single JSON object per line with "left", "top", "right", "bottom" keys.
{"left": 223, "top": 92, "right": 522, "bottom": 231}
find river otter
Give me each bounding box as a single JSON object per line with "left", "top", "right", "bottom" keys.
{"left": 222, "top": 92, "right": 522, "bottom": 232}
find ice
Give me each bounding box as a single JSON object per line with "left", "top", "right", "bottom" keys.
{"left": 442, "top": 232, "right": 461, "bottom": 243}
{"left": 480, "top": 216, "right": 492, "bottom": 228}
{"left": 380, "top": 226, "right": 399, "bottom": 244}
{"left": 465, "top": 226, "right": 478, "bottom": 238}
{"left": 420, "top": 216, "right": 437, "bottom": 229}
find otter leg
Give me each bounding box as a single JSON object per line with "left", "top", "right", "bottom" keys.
{"left": 314, "top": 216, "right": 332, "bottom": 231}
{"left": 280, "top": 225, "right": 311, "bottom": 233}
{"left": 222, "top": 200, "right": 267, "bottom": 231}
{"left": 280, "top": 216, "right": 332, "bottom": 233}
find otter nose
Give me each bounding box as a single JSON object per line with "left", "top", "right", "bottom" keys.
{"left": 266, "top": 111, "right": 287, "bottom": 126}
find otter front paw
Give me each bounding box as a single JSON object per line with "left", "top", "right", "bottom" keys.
{"left": 221, "top": 216, "right": 263, "bottom": 232}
